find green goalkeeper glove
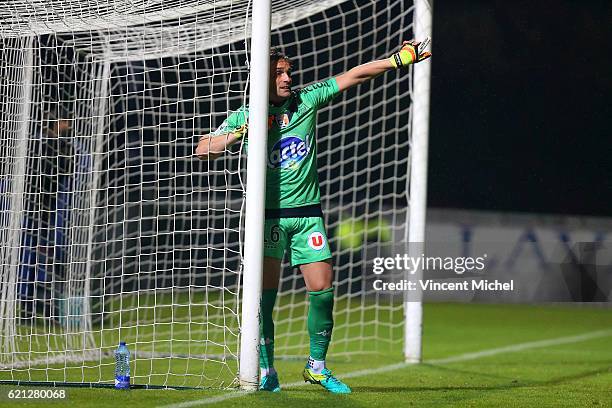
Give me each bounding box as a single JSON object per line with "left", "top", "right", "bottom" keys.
{"left": 232, "top": 123, "right": 248, "bottom": 139}
{"left": 389, "top": 38, "right": 432, "bottom": 68}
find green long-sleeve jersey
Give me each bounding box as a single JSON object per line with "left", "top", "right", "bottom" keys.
{"left": 212, "top": 77, "right": 340, "bottom": 210}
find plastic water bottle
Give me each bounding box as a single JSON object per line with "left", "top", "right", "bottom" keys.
{"left": 114, "top": 342, "right": 130, "bottom": 389}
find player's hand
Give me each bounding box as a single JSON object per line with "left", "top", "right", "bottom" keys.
{"left": 389, "top": 38, "right": 432, "bottom": 68}
{"left": 46, "top": 119, "right": 72, "bottom": 138}
{"left": 232, "top": 123, "right": 248, "bottom": 139}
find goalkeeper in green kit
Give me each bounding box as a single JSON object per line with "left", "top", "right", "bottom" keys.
{"left": 196, "top": 40, "right": 431, "bottom": 394}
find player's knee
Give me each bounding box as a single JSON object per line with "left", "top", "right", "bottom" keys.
{"left": 308, "top": 283, "right": 332, "bottom": 292}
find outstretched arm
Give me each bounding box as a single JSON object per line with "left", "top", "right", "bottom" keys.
{"left": 335, "top": 60, "right": 394, "bottom": 92}
{"left": 335, "top": 39, "right": 431, "bottom": 93}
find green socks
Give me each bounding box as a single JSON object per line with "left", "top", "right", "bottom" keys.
{"left": 260, "top": 287, "right": 335, "bottom": 370}
{"left": 259, "top": 288, "right": 278, "bottom": 370}
{"left": 307, "top": 287, "right": 334, "bottom": 360}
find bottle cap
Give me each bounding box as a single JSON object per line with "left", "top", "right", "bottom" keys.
{"left": 120, "top": 341, "right": 126, "bottom": 346}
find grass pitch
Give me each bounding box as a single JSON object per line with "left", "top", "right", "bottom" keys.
{"left": 1, "top": 303, "right": 611, "bottom": 407}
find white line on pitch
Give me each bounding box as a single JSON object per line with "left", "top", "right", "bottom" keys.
{"left": 158, "top": 329, "right": 612, "bottom": 408}
{"left": 159, "top": 391, "right": 253, "bottom": 408}
{"left": 426, "top": 329, "right": 612, "bottom": 365}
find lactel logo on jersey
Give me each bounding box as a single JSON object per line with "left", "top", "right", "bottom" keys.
{"left": 267, "top": 136, "right": 310, "bottom": 169}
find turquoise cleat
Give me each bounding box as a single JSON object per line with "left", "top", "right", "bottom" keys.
{"left": 259, "top": 373, "right": 281, "bottom": 392}
{"left": 303, "top": 367, "right": 352, "bottom": 394}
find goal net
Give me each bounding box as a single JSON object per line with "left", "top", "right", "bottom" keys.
{"left": 0, "top": 0, "right": 419, "bottom": 388}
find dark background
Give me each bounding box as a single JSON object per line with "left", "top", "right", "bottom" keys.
{"left": 428, "top": 0, "right": 612, "bottom": 216}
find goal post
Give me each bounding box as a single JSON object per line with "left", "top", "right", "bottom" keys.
{"left": 404, "top": 0, "right": 433, "bottom": 364}
{"left": 0, "top": 0, "right": 431, "bottom": 389}
{"left": 239, "top": 0, "right": 271, "bottom": 391}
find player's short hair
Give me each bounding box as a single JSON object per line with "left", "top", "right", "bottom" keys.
{"left": 270, "top": 48, "right": 293, "bottom": 69}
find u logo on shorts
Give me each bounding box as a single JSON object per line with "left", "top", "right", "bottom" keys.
{"left": 308, "top": 231, "right": 326, "bottom": 251}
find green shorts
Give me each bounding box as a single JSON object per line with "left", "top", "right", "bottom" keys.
{"left": 263, "top": 217, "right": 332, "bottom": 266}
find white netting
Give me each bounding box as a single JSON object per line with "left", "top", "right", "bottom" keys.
{"left": 0, "top": 0, "right": 414, "bottom": 388}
